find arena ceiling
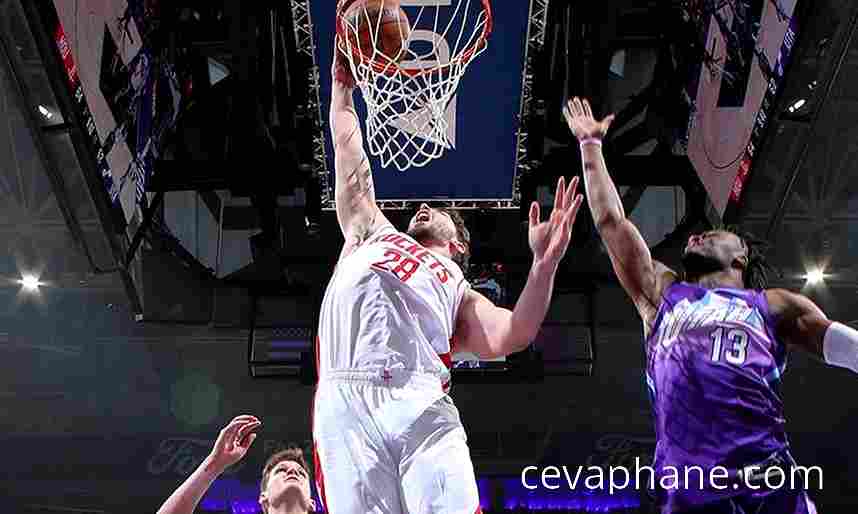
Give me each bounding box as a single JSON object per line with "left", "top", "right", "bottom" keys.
{"left": 1, "top": 0, "right": 858, "bottom": 444}
{"left": 4, "top": 8, "right": 858, "bottom": 513}
{"left": 0, "top": 0, "right": 131, "bottom": 301}
{"left": 739, "top": 0, "right": 858, "bottom": 324}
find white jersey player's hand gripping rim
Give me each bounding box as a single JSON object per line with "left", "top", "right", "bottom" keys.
{"left": 335, "top": 0, "right": 493, "bottom": 171}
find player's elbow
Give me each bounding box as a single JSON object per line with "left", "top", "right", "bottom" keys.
{"left": 515, "top": 327, "right": 539, "bottom": 353}
{"left": 332, "top": 129, "right": 355, "bottom": 152}
{"left": 491, "top": 330, "right": 533, "bottom": 358}
{"left": 467, "top": 331, "right": 521, "bottom": 360}
{"left": 330, "top": 116, "right": 361, "bottom": 153}
{"left": 477, "top": 346, "right": 505, "bottom": 361}
{"left": 479, "top": 340, "right": 517, "bottom": 360}
{"left": 593, "top": 212, "right": 628, "bottom": 240}
{"left": 593, "top": 212, "right": 622, "bottom": 233}
{"left": 504, "top": 338, "right": 532, "bottom": 357}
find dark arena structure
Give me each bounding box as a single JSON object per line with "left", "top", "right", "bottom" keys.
{"left": 1, "top": 0, "right": 858, "bottom": 512}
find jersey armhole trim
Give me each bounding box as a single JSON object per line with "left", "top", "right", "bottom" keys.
{"left": 645, "top": 282, "right": 678, "bottom": 344}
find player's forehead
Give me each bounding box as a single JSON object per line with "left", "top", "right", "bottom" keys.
{"left": 698, "top": 229, "right": 730, "bottom": 239}
{"left": 272, "top": 459, "right": 306, "bottom": 473}
{"left": 706, "top": 230, "right": 744, "bottom": 247}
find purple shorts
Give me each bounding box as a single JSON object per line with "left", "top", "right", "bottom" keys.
{"left": 670, "top": 489, "right": 817, "bottom": 514}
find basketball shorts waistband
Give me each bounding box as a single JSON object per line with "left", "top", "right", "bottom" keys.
{"left": 319, "top": 369, "right": 446, "bottom": 390}
{"left": 731, "top": 449, "right": 799, "bottom": 487}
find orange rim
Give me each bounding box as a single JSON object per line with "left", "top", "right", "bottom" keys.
{"left": 335, "top": 0, "right": 493, "bottom": 78}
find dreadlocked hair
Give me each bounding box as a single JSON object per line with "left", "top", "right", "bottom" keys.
{"left": 720, "top": 224, "right": 775, "bottom": 290}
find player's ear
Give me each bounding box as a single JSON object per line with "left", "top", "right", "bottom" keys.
{"left": 450, "top": 239, "right": 467, "bottom": 258}
{"left": 732, "top": 253, "right": 748, "bottom": 271}
{"left": 309, "top": 497, "right": 317, "bottom": 511}
{"left": 731, "top": 234, "right": 748, "bottom": 271}
{"left": 259, "top": 492, "right": 268, "bottom": 512}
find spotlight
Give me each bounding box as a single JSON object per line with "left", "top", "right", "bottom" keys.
{"left": 608, "top": 49, "right": 626, "bottom": 79}
{"left": 207, "top": 58, "right": 230, "bottom": 86}
{"left": 783, "top": 78, "right": 821, "bottom": 120}
{"left": 805, "top": 268, "right": 825, "bottom": 286}
{"left": 37, "top": 105, "right": 53, "bottom": 120}
{"left": 19, "top": 274, "right": 42, "bottom": 291}
{"left": 782, "top": 96, "right": 812, "bottom": 121}
{"left": 787, "top": 98, "right": 806, "bottom": 113}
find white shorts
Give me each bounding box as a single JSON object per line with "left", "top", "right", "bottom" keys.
{"left": 312, "top": 370, "right": 481, "bottom": 514}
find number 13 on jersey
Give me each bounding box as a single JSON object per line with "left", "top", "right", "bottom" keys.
{"left": 711, "top": 327, "right": 749, "bottom": 366}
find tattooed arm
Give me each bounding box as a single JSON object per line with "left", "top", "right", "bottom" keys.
{"left": 330, "top": 48, "right": 389, "bottom": 253}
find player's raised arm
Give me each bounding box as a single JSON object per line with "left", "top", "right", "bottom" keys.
{"left": 766, "top": 289, "right": 831, "bottom": 358}
{"left": 765, "top": 288, "right": 858, "bottom": 376}
{"left": 156, "top": 416, "right": 260, "bottom": 514}
{"left": 563, "top": 97, "right": 675, "bottom": 325}
{"left": 330, "top": 41, "right": 387, "bottom": 245}
{"left": 455, "top": 177, "right": 583, "bottom": 359}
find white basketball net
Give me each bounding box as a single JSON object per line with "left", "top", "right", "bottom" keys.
{"left": 336, "top": 0, "right": 491, "bottom": 171}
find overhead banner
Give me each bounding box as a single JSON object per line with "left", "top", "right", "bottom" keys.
{"left": 685, "top": 0, "right": 801, "bottom": 215}
{"left": 38, "top": 0, "right": 182, "bottom": 221}
{"left": 312, "top": 1, "right": 530, "bottom": 202}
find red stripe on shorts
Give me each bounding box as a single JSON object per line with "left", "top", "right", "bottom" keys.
{"left": 313, "top": 443, "right": 329, "bottom": 511}
{"left": 312, "top": 335, "right": 329, "bottom": 510}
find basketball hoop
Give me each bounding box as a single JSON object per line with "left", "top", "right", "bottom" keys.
{"left": 336, "top": 0, "right": 492, "bottom": 171}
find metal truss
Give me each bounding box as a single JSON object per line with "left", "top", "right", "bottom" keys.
{"left": 322, "top": 199, "right": 517, "bottom": 212}
{"left": 374, "top": 199, "right": 518, "bottom": 211}
{"left": 290, "top": 0, "right": 330, "bottom": 205}
{"left": 513, "top": 0, "right": 550, "bottom": 205}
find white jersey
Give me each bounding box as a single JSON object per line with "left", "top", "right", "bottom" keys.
{"left": 317, "top": 224, "right": 469, "bottom": 386}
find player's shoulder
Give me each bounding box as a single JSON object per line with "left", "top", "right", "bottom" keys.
{"left": 763, "top": 288, "right": 809, "bottom": 319}
{"left": 353, "top": 211, "right": 396, "bottom": 243}
{"left": 639, "top": 260, "right": 678, "bottom": 326}
{"left": 653, "top": 260, "right": 679, "bottom": 284}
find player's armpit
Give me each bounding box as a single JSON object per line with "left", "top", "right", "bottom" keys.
{"left": 337, "top": 210, "right": 391, "bottom": 263}
{"left": 767, "top": 288, "right": 831, "bottom": 357}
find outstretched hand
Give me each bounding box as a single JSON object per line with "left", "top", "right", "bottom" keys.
{"left": 206, "top": 415, "right": 261, "bottom": 473}
{"left": 528, "top": 177, "right": 584, "bottom": 267}
{"left": 563, "top": 97, "right": 614, "bottom": 141}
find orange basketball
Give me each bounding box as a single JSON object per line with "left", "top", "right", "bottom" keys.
{"left": 345, "top": 0, "right": 411, "bottom": 62}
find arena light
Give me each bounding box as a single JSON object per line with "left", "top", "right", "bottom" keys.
{"left": 19, "top": 274, "right": 42, "bottom": 291}
{"left": 787, "top": 98, "right": 806, "bottom": 113}
{"left": 608, "top": 49, "right": 626, "bottom": 79}
{"left": 207, "top": 57, "right": 229, "bottom": 86}
{"left": 37, "top": 105, "right": 53, "bottom": 119}
{"left": 805, "top": 268, "right": 825, "bottom": 286}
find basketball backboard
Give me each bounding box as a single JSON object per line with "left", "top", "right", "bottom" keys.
{"left": 313, "top": 0, "right": 532, "bottom": 208}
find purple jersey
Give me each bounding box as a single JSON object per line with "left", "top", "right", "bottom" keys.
{"left": 646, "top": 282, "right": 790, "bottom": 510}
